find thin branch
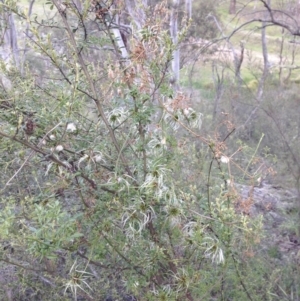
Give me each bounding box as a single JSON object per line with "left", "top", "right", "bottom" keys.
{"left": 5, "top": 122, "right": 62, "bottom": 186}
{"left": 0, "top": 130, "right": 115, "bottom": 194}
{"left": 52, "top": 0, "right": 134, "bottom": 180}
{"left": 231, "top": 253, "right": 254, "bottom": 301}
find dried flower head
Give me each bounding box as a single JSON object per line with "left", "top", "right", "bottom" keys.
{"left": 63, "top": 260, "right": 93, "bottom": 300}
{"left": 132, "top": 42, "right": 146, "bottom": 62}
{"left": 123, "top": 67, "right": 135, "bottom": 85}
{"left": 24, "top": 118, "right": 35, "bottom": 135}
{"left": 169, "top": 92, "right": 190, "bottom": 111}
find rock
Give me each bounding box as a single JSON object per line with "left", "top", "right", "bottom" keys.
{"left": 233, "top": 182, "right": 299, "bottom": 261}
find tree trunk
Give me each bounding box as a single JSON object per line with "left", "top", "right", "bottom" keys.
{"left": 170, "top": 0, "right": 180, "bottom": 86}
{"left": 0, "top": 2, "right": 20, "bottom": 69}
{"left": 241, "top": 0, "right": 270, "bottom": 128}
{"left": 124, "top": 0, "right": 146, "bottom": 30}
{"left": 186, "top": 0, "right": 192, "bottom": 19}
{"left": 229, "top": 0, "right": 236, "bottom": 14}
{"left": 235, "top": 41, "right": 244, "bottom": 80}
{"left": 21, "top": 0, "right": 35, "bottom": 75}
{"left": 257, "top": 0, "right": 270, "bottom": 99}
{"left": 109, "top": 13, "right": 129, "bottom": 60}
{"left": 212, "top": 63, "right": 225, "bottom": 120}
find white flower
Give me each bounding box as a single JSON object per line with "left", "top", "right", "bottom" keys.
{"left": 92, "top": 151, "right": 105, "bottom": 163}
{"left": 220, "top": 156, "right": 229, "bottom": 164}
{"left": 148, "top": 136, "right": 167, "bottom": 149}
{"left": 213, "top": 247, "right": 225, "bottom": 264}
{"left": 77, "top": 154, "right": 89, "bottom": 168}
{"left": 185, "top": 108, "right": 202, "bottom": 129}
{"left": 94, "top": 154, "right": 103, "bottom": 163}
{"left": 155, "top": 184, "right": 169, "bottom": 199}
{"left": 66, "top": 122, "right": 77, "bottom": 133}
{"left": 164, "top": 204, "right": 183, "bottom": 227}
{"left": 107, "top": 107, "right": 128, "bottom": 125}
{"left": 183, "top": 107, "right": 193, "bottom": 116}
{"left": 55, "top": 145, "right": 64, "bottom": 152}
{"left": 63, "top": 260, "right": 93, "bottom": 300}
{"left": 182, "top": 221, "right": 197, "bottom": 236}
{"left": 49, "top": 134, "right": 56, "bottom": 140}
{"left": 203, "top": 237, "right": 225, "bottom": 264}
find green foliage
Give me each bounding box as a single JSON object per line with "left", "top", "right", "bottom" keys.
{"left": 188, "top": 0, "right": 220, "bottom": 40}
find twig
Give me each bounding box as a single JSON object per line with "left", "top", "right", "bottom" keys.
{"left": 242, "top": 133, "right": 264, "bottom": 180}
{"left": 5, "top": 122, "right": 62, "bottom": 186}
